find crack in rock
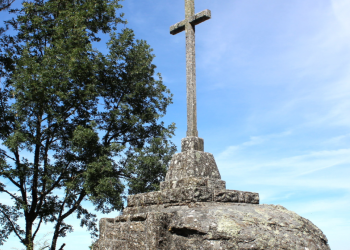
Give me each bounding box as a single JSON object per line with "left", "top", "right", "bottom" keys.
{"left": 170, "top": 227, "right": 207, "bottom": 238}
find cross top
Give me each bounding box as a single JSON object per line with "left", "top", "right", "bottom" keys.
{"left": 170, "top": 0, "right": 211, "bottom": 137}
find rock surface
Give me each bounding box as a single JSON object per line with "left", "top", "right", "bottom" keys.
{"left": 95, "top": 202, "right": 330, "bottom": 250}
{"left": 93, "top": 136, "right": 330, "bottom": 250}
{"left": 165, "top": 151, "right": 221, "bottom": 181}
{"left": 181, "top": 136, "right": 204, "bottom": 152}
{"left": 126, "top": 188, "right": 259, "bottom": 210}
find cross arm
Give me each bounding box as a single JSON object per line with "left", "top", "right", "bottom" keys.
{"left": 170, "top": 9, "right": 211, "bottom": 35}
{"left": 170, "top": 20, "right": 187, "bottom": 35}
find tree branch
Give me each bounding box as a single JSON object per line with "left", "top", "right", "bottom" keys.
{"left": 0, "top": 207, "right": 23, "bottom": 242}
{"left": 0, "top": 150, "right": 16, "bottom": 161}
{"left": 37, "top": 120, "right": 52, "bottom": 213}
{"left": 15, "top": 149, "right": 27, "bottom": 209}
{"left": 1, "top": 188, "right": 22, "bottom": 203}
{"left": 0, "top": 0, "right": 15, "bottom": 12}
{"left": 103, "top": 93, "right": 125, "bottom": 145}
{"left": 58, "top": 191, "right": 86, "bottom": 223}
{"left": 58, "top": 243, "right": 66, "bottom": 250}
{"left": 30, "top": 113, "right": 42, "bottom": 215}
{"left": 1, "top": 172, "right": 20, "bottom": 188}
{"left": 33, "top": 216, "right": 43, "bottom": 239}
{"left": 36, "top": 161, "right": 70, "bottom": 213}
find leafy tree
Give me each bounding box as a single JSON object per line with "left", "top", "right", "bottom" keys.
{"left": 124, "top": 135, "right": 175, "bottom": 195}
{"left": 0, "top": 0, "right": 176, "bottom": 249}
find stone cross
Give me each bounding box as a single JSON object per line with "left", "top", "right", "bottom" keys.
{"left": 170, "top": 0, "right": 211, "bottom": 137}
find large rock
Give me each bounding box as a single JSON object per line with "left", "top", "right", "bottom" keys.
{"left": 93, "top": 137, "right": 330, "bottom": 249}
{"left": 96, "top": 202, "right": 330, "bottom": 250}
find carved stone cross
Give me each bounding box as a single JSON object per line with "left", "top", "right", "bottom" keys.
{"left": 170, "top": 0, "right": 211, "bottom": 137}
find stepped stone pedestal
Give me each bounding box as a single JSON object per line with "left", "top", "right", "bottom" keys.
{"left": 124, "top": 137, "right": 259, "bottom": 210}
{"left": 93, "top": 137, "right": 330, "bottom": 250}
{"left": 94, "top": 1, "right": 330, "bottom": 248}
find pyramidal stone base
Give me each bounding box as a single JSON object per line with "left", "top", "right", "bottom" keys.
{"left": 126, "top": 137, "right": 259, "bottom": 208}
{"left": 93, "top": 137, "right": 330, "bottom": 250}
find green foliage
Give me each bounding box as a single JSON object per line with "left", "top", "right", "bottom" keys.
{"left": 0, "top": 0, "right": 176, "bottom": 249}
{"left": 124, "top": 127, "right": 177, "bottom": 195}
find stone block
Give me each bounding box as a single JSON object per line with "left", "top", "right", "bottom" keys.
{"left": 213, "top": 190, "right": 260, "bottom": 204}
{"left": 144, "top": 191, "right": 161, "bottom": 205}
{"left": 165, "top": 151, "right": 221, "bottom": 181}
{"left": 127, "top": 187, "right": 260, "bottom": 208}
{"left": 146, "top": 212, "right": 173, "bottom": 249}
{"left": 115, "top": 215, "right": 128, "bottom": 222}
{"left": 193, "top": 187, "right": 213, "bottom": 202}
{"left": 114, "top": 223, "right": 130, "bottom": 241}
{"left": 110, "top": 241, "right": 127, "bottom": 250}
{"left": 159, "top": 181, "right": 169, "bottom": 190}
{"left": 238, "top": 190, "right": 245, "bottom": 203}
{"left": 206, "top": 178, "right": 226, "bottom": 190}
{"left": 126, "top": 196, "right": 136, "bottom": 207}
{"left": 214, "top": 190, "right": 239, "bottom": 202}
{"left": 99, "top": 218, "right": 115, "bottom": 240}
{"left": 129, "top": 221, "right": 145, "bottom": 232}
{"left": 160, "top": 189, "right": 171, "bottom": 204}
{"left": 181, "top": 136, "right": 204, "bottom": 152}
{"left": 244, "top": 192, "right": 260, "bottom": 204}
{"left": 160, "top": 177, "right": 226, "bottom": 191}
{"left": 130, "top": 213, "right": 147, "bottom": 222}
{"left": 181, "top": 188, "right": 196, "bottom": 202}
{"left": 128, "top": 221, "right": 147, "bottom": 248}
{"left": 127, "top": 193, "right": 144, "bottom": 207}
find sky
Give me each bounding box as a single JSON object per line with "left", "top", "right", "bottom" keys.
{"left": 1, "top": 0, "right": 350, "bottom": 249}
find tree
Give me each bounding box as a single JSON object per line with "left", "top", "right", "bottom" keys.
{"left": 0, "top": 0, "right": 15, "bottom": 11}
{"left": 0, "top": 0, "right": 176, "bottom": 249}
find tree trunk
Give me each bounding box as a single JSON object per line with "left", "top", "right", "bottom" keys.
{"left": 50, "top": 220, "right": 61, "bottom": 250}
{"left": 24, "top": 220, "right": 34, "bottom": 250}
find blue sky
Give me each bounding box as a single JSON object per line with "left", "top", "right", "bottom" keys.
{"left": 2, "top": 0, "right": 350, "bottom": 249}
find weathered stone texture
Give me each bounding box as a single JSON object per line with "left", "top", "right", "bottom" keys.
{"left": 169, "top": 0, "right": 211, "bottom": 136}
{"left": 181, "top": 136, "right": 204, "bottom": 152}
{"left": 188, "top": 9, "right": 211, "bottom": 26}
{"left": 160, "top": 177, "right": 226, "bottom": 191}
{"left": 169, "top": 9, "right": 211, "bottom": 36}
{"left": 126, "top": 188, "right": 259, "bottom": 209}
{"left": 165, "top": 151, "right": 221, "bottom": 181}
{"left": 97, "top": 213, "right": 172, "bottom": 250}
{"left": 95, "top": 203, "right": 330, "bottom": 250}
{"left": 93, "top": 0, "right": 330, "bottom": 248}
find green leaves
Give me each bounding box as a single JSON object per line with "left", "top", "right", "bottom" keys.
{"left": 0, "top": 204, "right": 25, "bottom": 245}
{"left": 71, "top": 125, "right": 99, "bottom": 154}
{"left": 124, "top": 125, "right": 177, "bottom": 195}
{"left": 3, "top": 130, "right": 27, "bottom": 151}
{"left": 0, "top": 0, "right": 176, "bottom": 249}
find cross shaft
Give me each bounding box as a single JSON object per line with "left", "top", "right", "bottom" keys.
{"left": 170, "top": 0, "right": 211, "bottom": 137}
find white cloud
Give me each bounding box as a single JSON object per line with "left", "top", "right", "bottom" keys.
{"left": 326, "top": 133, "right": 350, "bottom": 146}
{"left": 217, "top": 130, "right": 292, "bottom": 159}
{"left": 196, "top": 0, "right": 350, "bottom": 132}
{"left": 331, "top": 0, "right": 350, "bottom": 34}
{"left": 218, "top": 140, "right": 350, "bottom": 191}
{"left": 290, "top": 195, "right": 350, "bottom": 215}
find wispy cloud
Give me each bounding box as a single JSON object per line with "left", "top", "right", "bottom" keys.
{"left": 218, "top": 130, "right": 292, "bottom": 159}
{"left": 331, "top": 0, "right": 350, "bottom": 34}
{"left": 288, "top": 194, "right": 350, "bottom": 214}
{"left": 219, "top": 146, "right": 350, "bottom": 183}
